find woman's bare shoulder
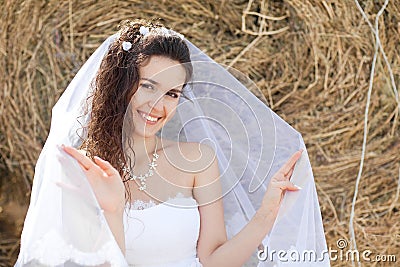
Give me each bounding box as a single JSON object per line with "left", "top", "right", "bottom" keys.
{"left": 160, "top": 139, "right": 216, "bottom": 171}
{"left": 163, "top": 139, "right": 215, "bottom": 160}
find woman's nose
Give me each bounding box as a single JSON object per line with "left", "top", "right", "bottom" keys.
{"left": 148, "top": 95, "right": 164, "bottom": 112}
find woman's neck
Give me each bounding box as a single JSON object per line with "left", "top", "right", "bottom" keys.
{"left": 130, "top": 134, "right": 158, "bottom": 166}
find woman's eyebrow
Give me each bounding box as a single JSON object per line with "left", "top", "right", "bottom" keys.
{"left": 140, "top": 77, "right": 159, "bottom": 85}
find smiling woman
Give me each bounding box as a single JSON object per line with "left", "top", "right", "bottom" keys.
{"left": 15, "top": 19, "right": 328, "bottom": 267}
{"left": 132, "top": 56, "right": 187, "bottom": 137}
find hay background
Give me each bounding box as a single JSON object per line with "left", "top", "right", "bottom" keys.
{"left": 1, "top": 0, "right": 399, "bottom": 266}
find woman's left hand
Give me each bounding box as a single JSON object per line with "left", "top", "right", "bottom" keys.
{"left": 259, "top": 150, "right": 303, "bottom": 218}
{"left": 60, "top": 145, "right": 126, "bottom": 214}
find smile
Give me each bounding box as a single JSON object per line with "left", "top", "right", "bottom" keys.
{"left": 138, "top": 111, "right": 161, "bottom": 124}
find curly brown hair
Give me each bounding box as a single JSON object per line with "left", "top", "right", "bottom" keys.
{"left": 80, "top": 19, "right": 192, "bottom": 202}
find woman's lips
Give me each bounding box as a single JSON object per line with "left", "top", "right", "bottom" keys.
{"left": 137, "top": 110, "right": 162, "bottom": 125}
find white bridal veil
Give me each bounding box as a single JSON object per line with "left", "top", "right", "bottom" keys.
{"left": 16, "top": 32, "right": 329, "bottom": 266}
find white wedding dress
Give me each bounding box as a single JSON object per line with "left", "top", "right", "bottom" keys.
{"left": 15, "top": 34, "right": 329, "bottom": 267}
{"left": 124, "top": 194, "right": 202, "bottom": 267}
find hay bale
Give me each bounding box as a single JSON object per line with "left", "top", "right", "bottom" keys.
{"left": 1, "top": 0, "right": 399, "bottom": 266}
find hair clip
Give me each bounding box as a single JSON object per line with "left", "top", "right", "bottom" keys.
{"left": 122, "top": 41, "right": 132, "bottom": 51}
{"left": 139, "top": 26, "right": 150, "bottom": 36}
{"left": 138, "top": 25, "right": 184, "bottom": 40}
{"left": 161, "top": 27, "right": 169, "bottom": 35}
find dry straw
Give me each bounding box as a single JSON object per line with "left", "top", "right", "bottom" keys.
{"left": 1, "top": 0, "right": 399, "bottom": 266}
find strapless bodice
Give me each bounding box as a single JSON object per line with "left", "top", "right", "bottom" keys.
{"left": 123, "top": 195, "right": 202, "bottom": 267}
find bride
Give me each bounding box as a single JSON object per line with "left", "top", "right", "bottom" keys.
{"left": 16, "top": 19, "right": 328, "bottom": 266}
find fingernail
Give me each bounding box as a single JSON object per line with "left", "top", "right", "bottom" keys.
{"left": 94, "top": 156, "right": 102, "bottom": 161}
{"left": 295, "top": 185, "right": 302, "bottom": 190}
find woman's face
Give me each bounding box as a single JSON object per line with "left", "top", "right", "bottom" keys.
{"left": 130, "top": 55, "right": 187, "bottom": 138}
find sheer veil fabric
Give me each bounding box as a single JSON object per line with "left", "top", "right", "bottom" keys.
{"left": 15, "top": 33, "right": 329, "bottom": 266}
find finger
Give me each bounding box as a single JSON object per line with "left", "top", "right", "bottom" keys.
{"left": 280, "top": 150, "right": 303, "bottom": 176}
{"left": 275, "top": 180, "right": 302, "bottom": 191}
{"left": 284, "top": 166, "right": 295, "bottom": 180}
{"left": 55, "top": 181, "right": 92, "bottom": 203}
{"left": 62, "top": 145, "right": 93, "bottom": 171}
{"left": 94, "top": 156, "right": 119, "bottom": 177}
{"left": 55, "top": 181, "right": 80, "bottom": 192}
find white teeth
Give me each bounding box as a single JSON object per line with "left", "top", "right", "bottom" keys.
{"left": 140, "top": 112, "right": 158, "bottom": 122}
{"left": 146, "top": 115, "right": 157, "bottom": 122}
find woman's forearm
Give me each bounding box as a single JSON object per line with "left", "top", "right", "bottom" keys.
{"left": 201, "top": 207, "right": 276, "bottom": 267}
{"left": 104, "top": 209, "right": 126, "bottom": 255}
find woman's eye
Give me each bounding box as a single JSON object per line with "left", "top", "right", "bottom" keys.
{"left": 166, "top": 91, "right": 180, "bottom": 99}
{"left": 140, "top": 83, "right": 155, "bottom": 90}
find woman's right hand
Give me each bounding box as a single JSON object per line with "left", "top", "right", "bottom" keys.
{"left": 61, "top": 145, "right": 125, "bottom": 214}
{"left": 258, "top": 150, "right": 303, "bottom": 219}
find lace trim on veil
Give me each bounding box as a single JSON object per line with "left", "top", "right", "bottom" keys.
{"left": 18, "top": 229, "right": 125, "bottom": 266}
